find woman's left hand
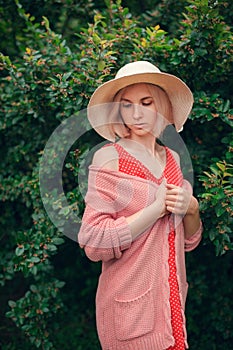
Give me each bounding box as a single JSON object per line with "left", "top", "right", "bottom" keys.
{"left": 165, "top": 183, "right": 193, "bottom": 216}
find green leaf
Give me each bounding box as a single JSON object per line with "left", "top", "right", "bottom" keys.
{"left": 31, "top": 256, "right": 40, "bottom": 263}
{"left": 62, "top": 72, "right": 72, "bottom": 81}
{"left": 56, "top": 281, "right": 65, "bottom": 288}
{"left": 209, "top": 231, "right": 216, "bottom": 241}
{"left": 202, "top": 171, "right": 212, "bottom": 178}
{"left": 223, "top": 172, "right": 232, "bottom": 178}
{"left": 209, "top": 165, "right": 220, "bottom": 176}
{"left": 31, "top": 265, "right": 38, "bottom": 275}
{"left": 42, "top": 307, "right": 50, "bottom": 313}
{"left": 47, "top": 244, "right": 57, "bottom": 252}
{"left": 30, "top": 284, "right": 38, "bottom": 293}
{"left": 15, "top": 246, "right": 25, "bottom": 256}
{"left": 215, "top": 206, "right": 225, "bottom": 217}
{"left": 8, "top": 300, "right": 16, "bottom": 308}
{"left": 93, "top": 33, "right": 101, "bottom": 45}
{"left": 200, "top": 192, "right": 214, "bottom": 198}
{"left": 52, "top": 237, "right": 64, "bottom": 245}
{"left": 97, "top": 60, "right": 106, "bottom": 71}
{"left": 58, "top": 207, "right": 70, "bottom": 216}
{"left": 216, "top": 162, "right": 225, "bottom": 172}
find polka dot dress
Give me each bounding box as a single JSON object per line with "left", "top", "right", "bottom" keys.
{"left": 114, "top": 143, "right": 185, "bottom": 350}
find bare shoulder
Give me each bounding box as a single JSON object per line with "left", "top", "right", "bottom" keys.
{"left": 92, "top": 145, "right": 118, "bottom": 170}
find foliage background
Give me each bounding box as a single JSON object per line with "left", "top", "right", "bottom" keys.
{"left": 0, "top": 0, "right": 232, "bottom": 349}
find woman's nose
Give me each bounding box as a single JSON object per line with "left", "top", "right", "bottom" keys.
{"left": 133, "top": 104, "right": 143, "bottom": 119}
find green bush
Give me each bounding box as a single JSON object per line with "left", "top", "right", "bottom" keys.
{"left": 0, "top": 0, "right": 232, "bottom": 349}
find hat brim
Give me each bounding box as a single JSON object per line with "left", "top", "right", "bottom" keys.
{"left": 88, "top": 72, "right": 193, "bottom": 140}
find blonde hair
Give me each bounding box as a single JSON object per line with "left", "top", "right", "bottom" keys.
{"left": 110, "top": 83, "right": 173, "bottom": 139}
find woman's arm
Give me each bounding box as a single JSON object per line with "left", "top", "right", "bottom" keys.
{"left": 80, "top": 186, "right": 167, "bottom": 262}
{"left": 166, "top": 150, "right": 202, "bottom": 240}
{"left": 125, "top": 179, "right": 167, "bottom": 239}
{"left": 183, "top": 195, "right": 201, "bottom": 239}
{"left": 165, "top": 183, "right": 202, "bottom": 240}
{"left": 79, "top": 146, "right": 168, "bottom": 262}
{"left": 92, "top": 146, "right": 168, "bottom": 240}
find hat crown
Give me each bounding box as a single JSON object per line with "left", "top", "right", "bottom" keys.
{"left": 115, "top": 61, "right": 161, "bottom": 79}
{"left": 88, "top": 60, "right": 193, "bottom": 140}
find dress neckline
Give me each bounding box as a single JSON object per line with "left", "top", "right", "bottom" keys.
{"left": 114, "top": 142, "right": 168, "bottom": 184}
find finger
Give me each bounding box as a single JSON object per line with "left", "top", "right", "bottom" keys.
{"left": 166, "top": 183, "right": 179, "bottom": 190}
{"left": 166, "top": 200, "right": 183, "bottom": 211}
{"left": 166, "top": 194, "right": 184, "bottom": 205}
{"left": 166, "top": 204, "right": 185, "bottom": 215}
{"left": 166, "top": 196, "right": 176, "bottom": 207}
{"left": 166, "top": 187, "right": 182, "bottom": 195}
{"left": 167, "top": 184, "right": 189, "bottom": 197}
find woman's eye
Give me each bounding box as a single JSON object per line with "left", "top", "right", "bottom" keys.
{"left": 142, "top": 100, "right": 153, "bottom": 106}
{"left": 122, "top": 103, "right": 132, "bottom": 108}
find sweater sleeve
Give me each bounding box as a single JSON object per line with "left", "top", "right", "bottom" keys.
{"left": 182, "top": 179, "right": 203, "bottom": 252}
{"left": 184, "top": 221, "right": 203, "bottom": 252}
{"left": 79, "top": 206, "right": 132, "bottom": 262}
{"left": 78, "top": 166, "right": 133, "bottom": 262}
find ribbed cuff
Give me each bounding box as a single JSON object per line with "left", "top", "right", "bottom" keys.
{"left": 185, "top": 221, "right": 203, "bottom": 252}
{"left": 115, "top": 216, "right": 132, "bottom": 250}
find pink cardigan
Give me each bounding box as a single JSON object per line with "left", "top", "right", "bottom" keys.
{"left": 78, "top": 165, "right": 202, "bottom": 350}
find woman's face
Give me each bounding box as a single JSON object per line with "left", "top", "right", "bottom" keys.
{"left": 119, "top": 83, "right": 161, "bottom": 137}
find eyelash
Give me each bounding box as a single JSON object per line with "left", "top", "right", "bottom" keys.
{"left": 122, "top": 103, "right": 132, "bottom": 108}
{"left": 122, "top": 101, "right": 153, "bottom": 108}
{"left": 142, "top": 101, "right": 152, "bottom": 106}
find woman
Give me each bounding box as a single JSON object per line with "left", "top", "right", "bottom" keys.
{"left": 78, "top": 61, "right": 202, "bottom": 350}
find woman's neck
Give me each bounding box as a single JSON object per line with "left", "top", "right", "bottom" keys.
{"left": 122, "top": 134, "right": 159, "bottom": 156}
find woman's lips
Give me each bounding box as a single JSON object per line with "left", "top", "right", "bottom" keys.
{"left": 133, "top": 123, "right": 146, "bottom": 128}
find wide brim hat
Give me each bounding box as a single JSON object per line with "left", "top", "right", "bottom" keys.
{"left": 87, "top": 61, "right": 194, "bottom": 141}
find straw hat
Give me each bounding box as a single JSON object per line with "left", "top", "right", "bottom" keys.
{"left": 87, "top": 61, "right": 193, "bottom": 140}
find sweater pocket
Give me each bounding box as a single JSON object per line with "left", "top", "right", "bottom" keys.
{"left": 114, "top": 287, "right": 154, "bottom": 341}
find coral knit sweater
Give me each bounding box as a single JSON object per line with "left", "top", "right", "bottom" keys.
{"left": 78, "top": 144, "right": 202, "bottom": 350}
